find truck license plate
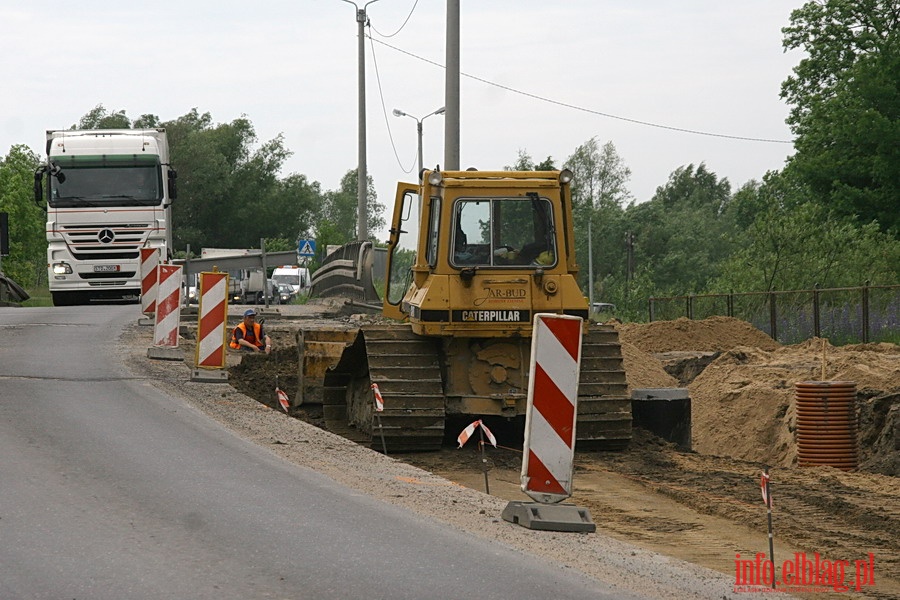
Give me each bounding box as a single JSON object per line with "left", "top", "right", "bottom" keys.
{"left": 93, "top": 264, "right": 120, "bottom": 273}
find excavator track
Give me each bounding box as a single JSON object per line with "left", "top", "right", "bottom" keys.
{"left": 576, "top": 324, "right": 632, "bottom": 449}
{"left": 322, "top": 325, "right": 445, "bottom": 452}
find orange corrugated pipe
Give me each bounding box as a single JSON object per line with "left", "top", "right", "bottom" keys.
{"left": 795, "top": 381, "right": 858, "bottom": 471}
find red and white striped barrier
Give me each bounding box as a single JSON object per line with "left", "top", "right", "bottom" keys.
{"left": 457, "top": 419, "right": 497, "bottom": 448}
{"left": 371, "top": 382, "right": 385, "bottom": 412}
{"left": 152, "top": 264, "right": 183, "bottom": 347}
{"left": 521, "top": 313, "right": 583, "bottom": 503}
{"left": 761, "top": 471, "right": 773, "bottom": 507}
{"left": 276, "top": 388, "right": 290, "bottom": 413}
{"left": 140, "top": 247, "right": 160, "bottom": 317}
{"left": 194, "top": 271, "right": 228, "bottom": 369}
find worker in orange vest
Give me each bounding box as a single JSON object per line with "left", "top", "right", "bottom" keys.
{"left": 230, "top": 308, "right": 272, "bottom": 354}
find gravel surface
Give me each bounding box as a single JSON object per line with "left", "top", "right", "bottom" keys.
{"left": 118, "top": 307, "right": 781, "bottom": 600}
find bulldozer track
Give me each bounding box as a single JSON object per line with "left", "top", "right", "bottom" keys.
{"left": 323, "top": 322, "right": 631, "bottom": 452}
{"left": 323, "top": 325, "right": 446, "bottom": 452}
{"left": 576, "top": 325, "right": 632, "bottom": 449}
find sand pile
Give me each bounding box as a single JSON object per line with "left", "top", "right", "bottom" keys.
{"left": 616, "top": 316, "right": 781, "bottom": 353}
{"left": 618, "top": 340, "right": 679, "bottom": 392}
{"left": 616, "top": 318, "right": 900, "bottom": 475}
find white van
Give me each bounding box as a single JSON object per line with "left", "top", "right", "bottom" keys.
{"left": 271, "top": 265, "right": 310, "bottom": 296}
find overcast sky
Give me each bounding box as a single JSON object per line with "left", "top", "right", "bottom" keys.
{"left": 1, "top": 1, "right": 805, "bottom": 237}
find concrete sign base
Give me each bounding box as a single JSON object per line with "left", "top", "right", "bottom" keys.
{"left": 147, "top": 346, "right": 183, "bottom": 361}
{"left": 501, "top": 501, "right": 596, "bottom": 533}
{"left": 190, "top": 369, "right": 229, "bottom": 383}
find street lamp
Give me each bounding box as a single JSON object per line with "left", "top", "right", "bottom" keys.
{"left": 392, "top": 107, "right": 445, "bottom": 179}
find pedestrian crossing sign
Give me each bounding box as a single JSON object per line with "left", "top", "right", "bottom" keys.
{"left": 298, "top": 239, "right": 316, "bottom": 257}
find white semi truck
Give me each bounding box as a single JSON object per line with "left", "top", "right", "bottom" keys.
{"left": 34, "top": 129, "right": 176, "bottom": 306}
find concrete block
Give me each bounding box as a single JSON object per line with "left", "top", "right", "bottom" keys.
{"left": 632, "top": 388, "right": 692, "bottom": 450}
{"left": 147, "top": 346, "right": 184, "bottom": 361}
{"left": 190, "top": 369, "right": 229, "bottom": 383}
{"left": 501, "top": 501, "right": 596, "bottom": 533}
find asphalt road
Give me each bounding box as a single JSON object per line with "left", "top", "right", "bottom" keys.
{"left": 0, "top": 305, "right": 644, "bottom": 600}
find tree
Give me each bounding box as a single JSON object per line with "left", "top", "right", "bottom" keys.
{"left": 274, "top": 173, "right": 325, "bottom": 243}
{"left": 714, "top": 170, "right": 899, "bottom": 291}
{"left": 504, "top": 149, "right": 556, "bottom": 171}
{"left": 0, "top": 145, "right": 45, "bottom": 287}
{"left": 781, "top": 0, "right": 900, "bottom": 234}
{"left": 319, "top": 169, "right": 384, "bottom": 244}
{"left": 73, "top": 105, "right": 132, "bottom": 129}
{"left": 565, "top": 138, "right": 631, "bottom": 300}
{"left": 158, "top": 109, "right": 307, "bottom": 251}
{"left": 623, "top": 164, "right": 735, "bottom": 295}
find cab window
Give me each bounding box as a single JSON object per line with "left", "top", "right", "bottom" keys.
{"left": 425, "top": 197, "right": 440, "bottom": 267}
{"left": 451, "top": 196, "right": 556, "bottom": 267}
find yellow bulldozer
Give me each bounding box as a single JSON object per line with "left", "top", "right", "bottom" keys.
{"left": 302, "top": 169, "right": 630, "bottom": 452}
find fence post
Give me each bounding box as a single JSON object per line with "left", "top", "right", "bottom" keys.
{"left": 862, "top": 280, "right": 870, "bottom": 344}
{"left": 648, "top": 297, "right": 655, "bottom": 322}
{"left": 769, "top": 291, "right": 778, "bottom": 343}
{"left": 727, "top": 291, "right": 734, "bottom": 318}
{"left": 686, "top": 295, "right": 693, "bottom": 320}
{"left": 813, "top": 283, "right": 820, "bottom": 339}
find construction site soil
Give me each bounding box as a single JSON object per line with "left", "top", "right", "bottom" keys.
{"left": 140, "top": 307, "right": 899, "bottom": 599}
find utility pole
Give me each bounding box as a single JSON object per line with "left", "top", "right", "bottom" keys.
{"left": 587, "top": 216, "right": 594, "bottom": 311}
{"left": 625, "top": 231, "right": 635, "bottom": 298}
{"left": 444, "top": 0, "right": 460, "bottom": 170}
{"left": 342, "top": 0, "right": 380, "bottom": 241}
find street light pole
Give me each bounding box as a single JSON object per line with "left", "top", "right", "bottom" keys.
{"left": 392, "top": 107, "right": 445, "bottom": 179}
{"left": 342, "top": 0, "right": 380, "bottom": 241}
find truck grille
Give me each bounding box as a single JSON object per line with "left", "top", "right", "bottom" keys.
{"left": 61, "top": 223, "right": 152, "bottom": 258}
{"left": 79, "top": 271, "right": 138, "bottom": 280}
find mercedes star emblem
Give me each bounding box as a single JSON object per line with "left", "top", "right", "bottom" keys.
{"left": 98, "top": 229, "right": 115, "bottom": 244}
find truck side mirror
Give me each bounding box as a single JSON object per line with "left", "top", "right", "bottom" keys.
{"left": 167, "top": 169, "right": 178, "bottom": 201}
{"left": 51, "top": 164, "right": 65, "bottom": 183}
{"left": 33, "top": 169, "right": 46, "bottom": 211}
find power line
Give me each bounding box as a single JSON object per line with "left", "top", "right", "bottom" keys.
{"left": 369, "top": 36, "right": 794, "bottom": 145}
{"left": 368, "top": 26, "right": 418, "bottom": 174}
{"left": 369, "top": 0, "right": 419, "bottom": 38}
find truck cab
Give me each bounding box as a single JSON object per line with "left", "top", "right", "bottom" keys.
{"left": 34, "top": 129, "right": 176, "bottom": 306}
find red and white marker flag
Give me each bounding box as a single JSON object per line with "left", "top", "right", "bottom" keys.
{"left": 195, "top": 272, "right": 228, "bottom": 369}
{"left": 276, "top": 387, "right": 290, "bottom": 413}
{"left": 521, "top": 313, "right": 583, "bottom": 503}
{"left": 139, "top": 247, "right": 160, "bottom": 317}
{"left": 371, "top": 383, "right": 385, "bottom": 412}
{"left": 761, "top": 471, "right": 772, "bottom": 507}
{"left": 152, "top": 264, "right": 183, "bottom": 347}
{"left": 457, "top": 419, "right": 497, "bottom": 449}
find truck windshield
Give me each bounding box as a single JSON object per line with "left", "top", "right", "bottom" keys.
{"left": 272, "top": 275, "right": 300, "bottom": 287}
{"left": 49, "top": 163, "right": 163, "bottom": 208}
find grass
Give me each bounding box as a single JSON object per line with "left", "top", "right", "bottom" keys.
{"left": 22, "top": 285, "right": 52, "bottom": 307}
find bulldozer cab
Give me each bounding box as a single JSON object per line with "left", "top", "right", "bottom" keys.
{"left": 383, "top": 170, "right": 588, "bottom": 335}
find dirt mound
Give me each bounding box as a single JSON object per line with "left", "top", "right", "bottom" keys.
{"left": 619, "top": 340, "right": 679, "bottom": 392}
{"left": 612, "top": 318, "right": 898, "bottom": 476}
{"left": 616, "top": 316, "right": 781, "bottom": 353}
{"left": 689, "top": 339, "right": 899, "bottom": 474}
